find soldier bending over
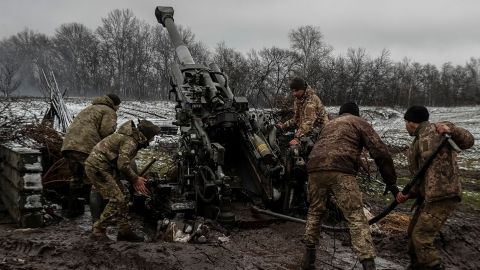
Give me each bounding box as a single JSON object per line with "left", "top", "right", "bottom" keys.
{"left": 302, "top": 102, "right": 398, "bottom": 270}
{"left": 85, "top": 120, "right": 160, "bottom": 242}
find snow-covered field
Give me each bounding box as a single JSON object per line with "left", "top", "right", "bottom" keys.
{"left": 358, "top": 106, "right": 480, "bottom": 170}
{"left": 2, "top": 98, "right": 479, "bottom": 170}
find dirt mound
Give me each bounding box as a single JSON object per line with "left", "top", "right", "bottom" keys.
{"left": 379, "top": 212, "right": 411, "bottom": 234}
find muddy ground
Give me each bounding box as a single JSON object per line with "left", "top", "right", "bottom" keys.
{"left": 1, "top": 194, "right": 479, "bottom": 270}
{"left": 1, "top": 121, "right": 479, "bottom": 270}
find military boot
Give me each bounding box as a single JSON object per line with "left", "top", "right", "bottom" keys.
{"left": 117, "top": 228, "right": 144, "bottom": 242}
{"left": 90, "top": 227, "right": 109, "bottom": 241}
{"left": 361, "top": 258, "right": 376, "bottom": 270}
{"left": 301, "top": 245, "right": 316, "bottom": 270}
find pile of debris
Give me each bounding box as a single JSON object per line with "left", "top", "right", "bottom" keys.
{"left": 39, "top": 69, "right": 72, "bottom": 133}
{"left": 379, "top": 212, "right": 411, "bottom": 234}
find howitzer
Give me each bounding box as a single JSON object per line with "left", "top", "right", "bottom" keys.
{"left": 369, "top": 134, "right": 460, "bottom": 224}
{"left": 155, "top": 6, "right": 286, "bottom": 222}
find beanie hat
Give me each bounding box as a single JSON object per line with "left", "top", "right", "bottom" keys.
{"left": 106, "top": 93, "right": 121, "bottom": 106}
{"left": 404, "top": 105, "right": 429, "bottom": 123}
{"left": 339, "top": 102, "right": 360, "bottom": 116}
{"left": 289, "top": 77, "right": 307, "bottom": 90}
{"left": 137, "top": 120, "right": 161, "bottom": 141}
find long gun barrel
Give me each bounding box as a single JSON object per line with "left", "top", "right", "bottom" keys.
{"left": 155, "top": 6, "right": 194, "bottom": 65}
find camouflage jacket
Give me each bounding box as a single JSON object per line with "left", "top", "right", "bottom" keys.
{"left": 408, "top": 121, "right": 474, "bottom": 202}
{"left": 61, "top": 96, "right": 117, "bottom": 155}
{"left": 307, "top": 114, "right": 397, "bottom": 186}
{"left": 283, "top": 87, "right": 329, "bottom": 138}
{"left": 85, "top": 120, "right": 147, "bottom": 182}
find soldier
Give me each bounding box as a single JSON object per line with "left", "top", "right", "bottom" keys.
{"left": 85, "top": 120, "right": 160, "bottom": 242}
{"left": 276, "top": 77, "right": 329, "bottom": 146}
{"left": 396, "top": 105, "right": 474, "bottom": 270}
{"left": 61, "top": 94, "right": 120, "bottom": 218}
{"left": 302, "top": 102, "right": 399, "bottom": 270}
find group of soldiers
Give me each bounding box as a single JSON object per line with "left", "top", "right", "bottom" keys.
{"left": 61, "top": 93, "right": 160, "bottom": 242}
{"left": 276, "top": 77, "right": 474, "bottom": 270}
{"left": 58, "top": 78, "right": 474, "bottom": 270}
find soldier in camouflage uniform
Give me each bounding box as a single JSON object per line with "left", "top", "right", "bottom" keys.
{"left": 277, "top": 77, "right": 329, "bottom": 146}
{"left": 396, "top": 105, "right": 474, "bottom": 270}
{"left": 85, "top": 120, "right": 160, "bottom": 242}
{"left": 61, "top": 94, "right": 120, "bottom": 218}
{"left": 302, "top": 102, "right": 398, "bottom": 270}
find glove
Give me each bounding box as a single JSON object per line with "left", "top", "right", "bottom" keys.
{"left": 289, "top": 138, "right": 300, "bottom": 146}
{"left": 383, "top": 184, "right": 400, "bottom": 197}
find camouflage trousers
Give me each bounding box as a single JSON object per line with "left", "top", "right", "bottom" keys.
{"left": 408, "top": 198, "right": 458, "bottom": 267}
{"left": 63, "top": 150, "right": 89, "bottom": 188}
{"left": 304, "top": 171, "right": 375, "bottom": 260}
{"left": 84, "top": 165, "right": 131, "bottom": 232}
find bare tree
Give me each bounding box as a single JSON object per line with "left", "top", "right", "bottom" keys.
{"left": 360, "top": 49, "right": 392, "bottom": 105}
{"left": 258, "top": 47, "right": 301, "bottom": 100}
{"left": 96, "top": 9, "right": 141, "bottom": 96}
{"left": 288, "top": 25, "right": 331, "bottom": 76}
{"left": 6, "top": 29, "right": 52, "bottom": 97}
{"left": 0, "top": 39, "right": 22, "bottom": 97}
{"left": 213, "top": 42, "right": 250, "bottom": 98}
{"left": 53, "top": 23, "right": 99, "bottom": 96}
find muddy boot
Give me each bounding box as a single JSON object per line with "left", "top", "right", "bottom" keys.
{"left": 117, "top": 228, "right": 144, "bottom": 242}
{"left": 90, "top": 227, "right": 109, "bottom": 241}
{"left": 301, "top": 245, "right": 316, "bottom": 270}
{"left": 361, "top": 258, "right": 376, "bottom": 270}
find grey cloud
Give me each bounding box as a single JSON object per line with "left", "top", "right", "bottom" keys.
{"left": 1, "top": 0, "right": 479, "bottom": 67}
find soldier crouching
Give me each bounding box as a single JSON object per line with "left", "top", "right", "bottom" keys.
{"left": 84, "top": 120, "right": 160, "bottom": 242}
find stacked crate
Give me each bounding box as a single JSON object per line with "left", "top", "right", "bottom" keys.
{"left": 0, "top": 144, "right": 44, "bottom": 227}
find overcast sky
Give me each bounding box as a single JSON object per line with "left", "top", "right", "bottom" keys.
{"left": 1, "top": 0, "right": 479, "bottom": 67}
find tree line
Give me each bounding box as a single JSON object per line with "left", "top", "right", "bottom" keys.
{"left": 1, "top": 9, "right": 479, "bottom": 107}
